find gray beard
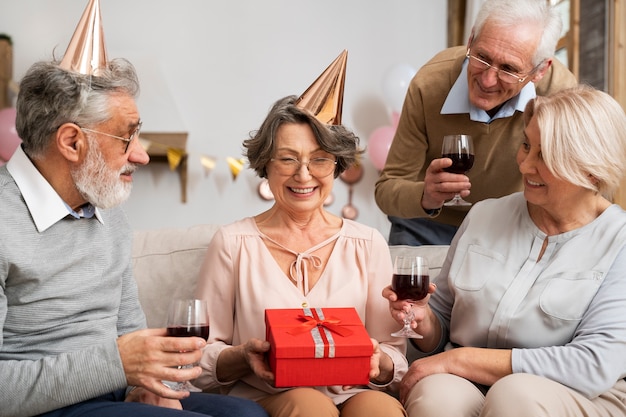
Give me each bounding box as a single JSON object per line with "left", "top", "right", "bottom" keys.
{"left": 72, "top": 139, "right": 133, "bottom": 209}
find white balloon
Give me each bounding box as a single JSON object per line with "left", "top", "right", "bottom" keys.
{"left": 382, "top": 64, "right": 417, "bottom": 113}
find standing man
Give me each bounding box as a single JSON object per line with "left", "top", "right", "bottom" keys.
{"left": 375, "top": 0, "right": 577, "bottom": 246}
{"left": 0, "top": 1, "right": 267, "bottom": 416}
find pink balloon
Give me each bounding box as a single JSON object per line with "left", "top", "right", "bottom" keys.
{"left": 368, "top": 125, "right": 396, "bottom": 171}
{"left": 390, "top": 111, "right": 401, "bottom": 128}
{"left": 0, "top": 108, "right": 21, "bottom": 162}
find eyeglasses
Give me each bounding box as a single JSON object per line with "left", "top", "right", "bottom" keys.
{"left": 270, "top": 156, "right": 337, "bottom": 177}
{"left": 80, "top": 121, "right": 142, "bottom": 153}
{"left": 466, "top": 49, "right": 538, "bottom": 84}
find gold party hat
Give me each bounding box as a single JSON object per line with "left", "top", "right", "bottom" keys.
{"left": 59, "top": 0, "right": 108, "bottom": 75}
{"left": 296, "top": 50, "right": 347, "bottom": 125}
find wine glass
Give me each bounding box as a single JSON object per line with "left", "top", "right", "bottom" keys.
{"left": 164, "top": 298, "right": 210, "bottom": 391}
{"left": 390, "top": 256, "right": 430, "bottom": 339}
{"left": 441, "top": 134, "right": 474, "bottom": 206}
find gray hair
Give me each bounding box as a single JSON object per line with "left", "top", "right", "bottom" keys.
{"left": 15, "top": 58, "right": 140, "bottom": 159}
{"left": 243, "top": 95, "right": 363, "bottom": 179}
{"left": 473, "top": 0, "right": 563, "bottom": 66}
{"left": 524, "top": 85, "right": 626, "bottom": 199}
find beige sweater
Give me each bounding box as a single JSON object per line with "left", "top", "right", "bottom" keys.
{"left": 375, "top": 46, "right": 578, "bottom": 227}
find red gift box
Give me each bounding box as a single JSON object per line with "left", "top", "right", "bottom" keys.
{"left": 265, "top": 307, "right": 373, "bottom": 387}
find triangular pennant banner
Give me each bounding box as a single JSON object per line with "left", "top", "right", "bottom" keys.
{"left": 226, "top": 157, "right": 245, "bottom": 180}
{"left": 200, "top": 155, "right": 217, "bottom": 177}
{"left": 166, "top": 148, "right": 185, "bottom": 170}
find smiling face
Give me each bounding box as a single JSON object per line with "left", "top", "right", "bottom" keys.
{"left": 72, "top": 92, "right": 149, "bottom": 208}
{"left": 516, "top": 114, "right": 588, "bottom": 213}
{"left": 266, "top": 122, "right": 336, "bottom": 217}
{"left": 467, "top": 21, "right": 547, "bottom": 112}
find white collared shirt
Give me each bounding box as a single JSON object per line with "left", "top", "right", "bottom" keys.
{"left": 441, "top": 59, "right": 537, "bottom": 123}
{"left": 6, "top": 146, "right": 103, "bottom": 232}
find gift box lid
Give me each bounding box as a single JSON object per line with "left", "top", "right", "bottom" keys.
{"left": 265, "top": 307, "right": 372, "bottom": 359}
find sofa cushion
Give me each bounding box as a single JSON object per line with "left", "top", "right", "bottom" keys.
{"left": 132, "top": 224, "right": 220, "bottom": 328}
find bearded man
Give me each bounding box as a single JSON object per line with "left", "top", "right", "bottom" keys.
{"left": 0, "top": 56, "right": 266, "bottom": 417}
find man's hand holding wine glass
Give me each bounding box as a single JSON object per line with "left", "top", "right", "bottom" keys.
{"left": 441, "top": 134, "right": 474, "bottom": 206}
{"left": 420, "top": 134, "right": 474, "bottom": 211}
{"left": 116, "top": 327, "right": 207, "bottom": 400}
{"left": 421, "top": 158, "right": 472, "bottom": 210}
{"left": 164, "top": 299, "right": 210, "bottom": 392}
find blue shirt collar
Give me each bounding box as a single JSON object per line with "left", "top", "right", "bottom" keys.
{"left": 64, "top": 202, "right": 97, "bottom": 219}
{"left": 441, "top": 58, "right": 537, "bottom": 123}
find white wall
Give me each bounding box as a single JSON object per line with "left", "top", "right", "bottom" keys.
{"left": 0, "top": 0, "right": 446, "bottom": 237}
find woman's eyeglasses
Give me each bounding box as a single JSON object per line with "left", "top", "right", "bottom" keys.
{"left": 270, "top": 157, "right": 337, "bottom": 177}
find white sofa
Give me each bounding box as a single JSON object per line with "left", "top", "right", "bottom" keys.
{"left": 132, "top": 224, "right": 449, "bottom": 361}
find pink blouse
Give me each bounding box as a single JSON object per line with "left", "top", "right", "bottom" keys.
{"left": 194, "top": 217, "right": 407, "bottom": 404}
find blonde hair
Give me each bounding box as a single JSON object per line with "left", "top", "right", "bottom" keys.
{"left": 524, "top": 85, "right": 626, "bottom": 199}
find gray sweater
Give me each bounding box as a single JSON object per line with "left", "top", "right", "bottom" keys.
{"left": 0, "top": 159, "right": 146, "bottom": 416}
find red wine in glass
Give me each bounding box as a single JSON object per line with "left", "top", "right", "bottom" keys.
{"left": 391, "top": 256, "right": 429, "bottom": 339}
{"left": 167, "top": 324, "right": 210, "bottom": 339}
{"left": 442, "top": 134, "right": 474, "bottom": 206}
{"left": 392, "top": 274, "right": 429, "bottom": 301}
{"left": 165, "top": 299, "right": 210, "bottom": 391}
{"left": 442, "top": 153, "right": 475, "bottom": 175}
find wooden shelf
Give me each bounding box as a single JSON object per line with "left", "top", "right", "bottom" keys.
{"left": 141, "top": 132, "right": 189, "bottom": 203}
{"left": 0, "top": 35, "right": 13, "bottom": 109}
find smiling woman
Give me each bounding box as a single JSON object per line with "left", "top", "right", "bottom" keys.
{"left": 389, "top": 84, "right": 626, "bottom": 417}
{"left": 191, "top": 58, "right": 409, "bottom": 417}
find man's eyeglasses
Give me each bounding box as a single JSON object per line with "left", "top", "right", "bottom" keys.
{"left": 466, "top": 49, "right": 539, "bottom": 84}
{"left": 270, "top": 157, "right": 337, "bottom": 177}
{"left": 80, "top": 121, "right": 142, "bottom": 153}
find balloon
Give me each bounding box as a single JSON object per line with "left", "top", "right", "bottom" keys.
{"left": 368, "top": 125, "right": 396, "bottom": 171}
{"left": 382, "top": 64, "right": 416, "bottom": 114}
{"left": 0, "top": 108, "right": 21, "bottom": 162}
{"left": 390, "top": 111, "right": 401, "bottom": 128}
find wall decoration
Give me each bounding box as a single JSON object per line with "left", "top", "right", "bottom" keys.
{"left": 226, "top": 157, "right": 246, "bottom": 180}
{"left": 0, "top": 107, "right": 20, "bottom": 163}
{"left": 258, "top": 179, "right": 274, "bottom": 201}
{"left": 339, "top": 162, "right": 364, "bottom": 220}
{"left": 138, "top": 133, "right": 244, "bottom": 202}
{"left": 200, "top": 155, "right": 217, "bottom": 177}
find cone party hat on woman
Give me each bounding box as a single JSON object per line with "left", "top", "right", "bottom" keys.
{"left": 296, "top": 50, "right": 347, "bottom": 125}
{"left": 59, "top": 0, "right": 108, "bottom": 75}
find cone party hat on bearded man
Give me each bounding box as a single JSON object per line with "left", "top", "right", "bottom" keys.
{"left": 59, "top": 0, "right": 108, "bottom": 75}
{"left": 296, "top": 50, "right": 347, "bottom": 125}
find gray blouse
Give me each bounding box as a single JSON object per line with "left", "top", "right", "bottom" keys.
{"left": 430, "top": 192, "right": 626, "bottom": 398}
